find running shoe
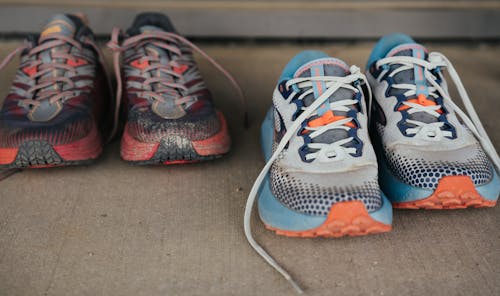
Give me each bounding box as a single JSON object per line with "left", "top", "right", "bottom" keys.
{"left": 244, "top": 51, "right": 393, "bottom": 292}
{"left": 107, "top": 13, "right": 244, "bottom": 165}
{"left": 0, "top": 14, "right": 112, "bottom": 169}
{"left": 366, "top": 33, "right": 500, "bottom": 209}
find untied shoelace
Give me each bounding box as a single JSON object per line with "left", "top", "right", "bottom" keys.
{"left": 376, "top": 52, "right": 500, "bottom": 174}
{"left": 106, "top": 27, "right": 248, "bottom": 135}
{"left": 243, "top": 66, "right": 371, "bottom": 294}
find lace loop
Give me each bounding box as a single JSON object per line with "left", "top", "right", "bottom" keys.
{"left": 107, "top": 28, "right": 248, "bottom": 129}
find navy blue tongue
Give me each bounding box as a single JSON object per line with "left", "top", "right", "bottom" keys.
{"left": 386, "top": 43, "right": 439, "bottom": 124}
{"left": 293, "top": 58, "right": 357, "bottom": 145}
{"left": 40, "top": 14, "right": 77, "bottom": 40}
{"left": 129, "top": 13, "right": 177, "bottom": 35}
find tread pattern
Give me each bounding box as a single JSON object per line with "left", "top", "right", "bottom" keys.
{"left": 132, "top": 136, "right": 222, "bottom": 165}
{"left": 14, "top": 140, "right": 63, "bottom": 167}
{"left": 1, "top": 140, "right": 93, "bottom": 169}
{"left": 265, "top": 201, "right": 391, "bottom": 238}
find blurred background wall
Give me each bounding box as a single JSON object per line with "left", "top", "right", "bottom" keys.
{"left": 0, "top": 0, "right": 499, "bottom": 39}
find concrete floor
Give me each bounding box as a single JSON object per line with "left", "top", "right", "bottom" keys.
{"left": 0, "top": 41, "right": 499, "bottom": 296}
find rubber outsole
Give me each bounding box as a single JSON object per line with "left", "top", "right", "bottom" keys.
{"left": 265, "top": 200, "right": 392, "bottom": 238}
{"left": 0, "top": 122, "right": 103, "bottom": 169}
{"left": 393, "top": 175, "right": 497, "bottom": 209}
{"left": 0, "top": 140, "right": 96, "bottom": 169}
{"left": 131, "top": 137, "right": 222, "bottom": 165}
{"left": 121, "top": 111, "right": 230, "bottom": 165}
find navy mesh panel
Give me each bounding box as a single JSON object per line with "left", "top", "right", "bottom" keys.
{"left": 385, "top": 146, "right": 493, "bottom": 189}
{"left": 270, "top": 165, "right": 382, "bottom": 216}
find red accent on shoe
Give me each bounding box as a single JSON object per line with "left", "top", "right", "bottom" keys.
{"left": 120, "top": 125, "right": 160, "bottom": 161}
{"left": 22, "top": 65, "right": 37, "bottom": 77}
{"left": 130, "top": 59, "right": 149, "bottom": 70}
{"left": 0, "top": 147, "right": 18, "bottom": 164}
{"left": 67, "top": 58, "right": 88, "bottom": 67}
{"left": 192, "top": 112, "right": 231, "bottom": 156}
{"left": 53, "top": 122, "right": 102, "bottom": 161}
{"left": 173, "top": 64, "right": 189, "bottom": 74}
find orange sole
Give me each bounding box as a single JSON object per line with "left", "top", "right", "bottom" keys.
{"left": 265, "top": 201, "right": 392, "bottom": 238}
{"left": 393, "top": 175, "right": 497, "bottom": 209}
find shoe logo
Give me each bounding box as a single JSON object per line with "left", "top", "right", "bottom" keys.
{"left": 274, "top": 109, "right": 286, "bottom": 143}
{"left": 41, "top": 19, "right": 75, "bottom": 37}
{"left": 41, "top": 26, "right": 62, "bottom": 37}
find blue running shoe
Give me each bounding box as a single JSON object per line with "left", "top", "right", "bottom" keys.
{"left": 366, "top": 33, "right": 500, "bottom": 209}
{"left": 244, "top": 51, "right": 393, "bottom": 292}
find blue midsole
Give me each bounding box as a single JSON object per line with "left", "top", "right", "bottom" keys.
{"left": 257, "top": 107, "right": 393, "bottom": 231}
{"left": 378, "top": 153, "right": 500, "bottom": 203}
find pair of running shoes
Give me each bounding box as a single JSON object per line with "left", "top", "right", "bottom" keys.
{"left": 0, "top": 13, "right": 243, "bottom": 174}
{"left": 244, "top": 35, "right": 500, "bottom": 292}
{"left": 1, "top": 11, "right": 499, "bottom": 293}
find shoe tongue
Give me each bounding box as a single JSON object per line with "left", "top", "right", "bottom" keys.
{"left": 293, "top": 57, "right": 349, "bottom": 79}
{"left": 40, "top": 14, "right": 77, "bottom": 40}
{"left": 293, "top": 58, "right": 352, "bottom": 109}
{"left": 386, "top": 43, "right": 438, "bottom": 124}
{"left": 37, "top": 14, "right": 85, "bottom": 98}
{"left": 293, "top": 58, "right": 357, "bottom": 145}
{"left": 386, "top": 43, "right": 427, "bottom": 58}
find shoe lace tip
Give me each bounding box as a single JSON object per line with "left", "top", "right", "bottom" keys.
{"left": 288, "top": 277, "right": 304, "bottom": 294}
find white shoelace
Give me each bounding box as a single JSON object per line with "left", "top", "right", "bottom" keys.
{"left": 376, "top": 52, "right": 500, "bottom": 174}
{"left": 243, "top": 66, "right": 370, "bottom": 294}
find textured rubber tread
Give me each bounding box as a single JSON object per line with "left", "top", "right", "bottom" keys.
{"left": 123, "top": 111, "right": 230, "bottom": 165}
{"left": 0, "top": 140, "right": 94, "bottom": 169}
{"left": 265, "top": 201, "right": 391, "bottom": 238}
{"left": 393, "top": 175, "right": 497, "bottom": 209}
{"left": 131, "top": 136, "right": 222, "bottom": 165}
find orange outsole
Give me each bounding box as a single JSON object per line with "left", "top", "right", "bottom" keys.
{"left": 265, "top": 201, "right": 392, "bottom": 238}
{"left": 393, "top": 175, "right": 497, "bottom": 209}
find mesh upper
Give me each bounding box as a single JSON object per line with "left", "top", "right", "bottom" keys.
{"left": 127, "top": 106, "right": 220, "bottom": 143}
{"left": 385, "top": 145, "right": 493, "bottom": 189}
{"left": 270, "top": 164, "right": 382, "bottom": 216}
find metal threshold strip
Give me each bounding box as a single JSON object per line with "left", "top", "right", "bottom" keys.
{"left": 1, "top": 0, "right": 500, "bottom": 10}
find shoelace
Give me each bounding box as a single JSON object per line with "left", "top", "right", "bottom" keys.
{"left": 106, "top": 28, "right": 248, "bottom": 136}
{"left": 287, "top": 75, "right": 366, "bottom": 162}
{"left": 0, "top": 34, "right": 113, "bottom": 182}
{"left": 376, "top": 52, "right": 500, "bottom": 174}
{"left": 243, "top": 66, "right": 370, "bottom": 294}
{"left": 0, "top": 34, "right": 114, "bottom": 137}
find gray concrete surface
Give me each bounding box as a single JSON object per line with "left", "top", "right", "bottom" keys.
{"left": 0, "top": 41, "right": 499, "bottom": 296}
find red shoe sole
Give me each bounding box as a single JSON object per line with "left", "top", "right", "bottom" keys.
{"left": 265, "top": 201, "right": 392, "bottom": 238}
{"left": 121, "top": 111, "right": 231, "bottom": 165}
{"left": 0, "top": 122, "right": 102, "bottom": 169}
{"left": 393, "top": 175, "right": 497, "bottom": 209}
